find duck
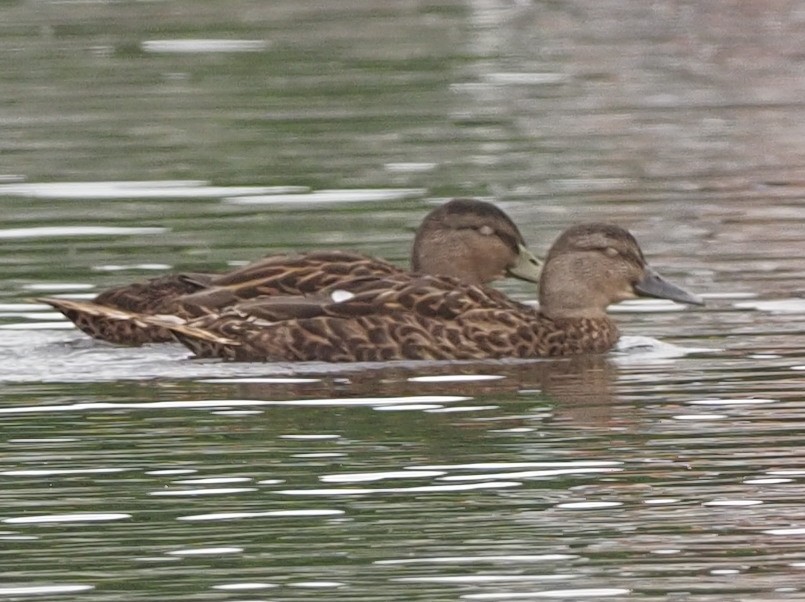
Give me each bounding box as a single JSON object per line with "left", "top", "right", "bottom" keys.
{"left": 162, "top": 222, "right": 704, "bottom": 362}
{"left": 38, "top": 198, "right": 543, "bottom": 345}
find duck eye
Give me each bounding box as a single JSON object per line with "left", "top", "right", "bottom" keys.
{"left": 604, "top": 246, "right": 619, "bottom": 257}
{"left": 478, "top": 225, "right": 495, "bottom": 236}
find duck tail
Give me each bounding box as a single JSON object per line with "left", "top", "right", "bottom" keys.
{"left": 36, "top": 297, "right": 175, "bottom": 345}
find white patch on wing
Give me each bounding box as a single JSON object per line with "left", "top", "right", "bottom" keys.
{"left": 331, "top": 290, "right": 355, "bottom": 303}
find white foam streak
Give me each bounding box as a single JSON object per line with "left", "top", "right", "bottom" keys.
{"left": 278, "top": 481, "right": 522, "bottom": 496}
{"left": 376, "top": 554, "right": 575, "bottom": 565}
{"left": 463, "top": 588, "right": 631, "bottom": 599}
{"left": 441, "top": 467, "right": 622, "bottom": 481}
{"left": 143, "top": 40, "right": 268, "bottom": 53}
{"left": 320, "top": 470, "right": 445, "bottom": 483}
{"left": 0, "top": 585, "right": 94, "bottom": 596}
{"left": 179, "top": 509, "right": 343, "bottom": 521}
{"left": 412, "top": 461, "right": 621, "bottom": 471}
{"left": 0, "top": 180, "right": 292, "bottom": 199}
{"left": 0, "top": 396, "right": 469, "bottom": 414}
{"left": 0, "top": 226, "right": 167, "bottom": 239}
{"left": 4, "top": 513, "right": 130, "bottom": 524}
{"left": 225, "top": 188, "right": 426, "bottom": 205}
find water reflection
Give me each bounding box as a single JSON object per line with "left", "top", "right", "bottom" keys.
{"left": 2, "top": 0, "right": 805, "bottom": 600}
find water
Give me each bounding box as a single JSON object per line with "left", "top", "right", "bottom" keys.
{"left": 1, "top": 0, "right": 805, "bottom": 600}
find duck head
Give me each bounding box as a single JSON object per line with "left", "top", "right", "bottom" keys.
{"left": 538, "top": 223, "right": 703, "bottom": 319}
{"left": 411, "top": 198, "right": 543, "bottom": 285}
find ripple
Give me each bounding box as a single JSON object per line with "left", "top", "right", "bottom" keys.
{"left": 0, "top": 226, "right": 167, "bottom": 239}
{"left": 555, "top": 501, "right": 623, "bottom": 510}
{"left": 225, "top": 188, "right": 426, "bottom": 205}
{"left": 700, "top": 292, "right": 757, "bottom": 300}
{"left": 178, "top": 509, "right": 343, "bottom": 522}
{"left": 1, "top": 322, "right": 78, "bottom": 330}
{"left": 0, "top": 180, "right": 289, "bottom": 199}
{"left": 23, "top": 283, "right": 94, "bottom": 291}
{"left": 168, "top": 547, "right": 243, "bottom": 556}
{"left": 0, "top": 303, "right": 46, "bottom": 311}
{"left": 0, "top": 400, "right": 263, "bottom": 413}
{"left": 4, "top": 513, "right": 130, "bottom": 524}
{"left": 0, "top": 585, "right": 94, "bottom": 596}
{"left": 149, "top": 488, "right": 256, "bottom": 497}
{"left": 703, "top": 500, "right": 763, "bottom": 507}
{"left": 735, "top": 299, "right": 805, "bottom": 314}
{"left": 0, "top": 311, "right": 65, "bottom": 320}
{"left": 384, "top": 162, "right": 437, "bottom": 173}
{"left": 172, "top": 477, "right": 252, "bottom": 485}
{"left": 142, "top": 39, "right": 268, "bottom": 53}
{"left": 212, "top": 582, "right": 278, "bottom": 590}
{"left": 93, "top": 263, "right": 172, "bottom": 272}
{"left": 198, "top": 377, "right": 320, "bottom": 384}
{"left": 287, "top": 395, "right": 470, "bottom": 407}
{"left": 610, "top": 299, "right": 691, "bottom": 313}
{"left": 483, "top": 72, "right": 568, "bottom": 85}
{"left": 36, "top": 292, "right": 95, "bottom": 299}
{"left": 375, "top": 554, "right": 576, "bottom": 565}
{"left": 673, "top": 414, "right": 727, "bottom": 420}
{"left": 292, "top": 452, "right": 345, "bottom": 458}
{"left": 764, "top": 528, "right": 805, "bottom": 536}
{"left": 397, "top": 575, "right": 574, "bottom": 583}
{"left": 463, "top": 588, "right": 631, "bottom": 599}
{"left": 0, "top": 397, "right": 468, "bottom": 414}
{"left": 375, "top": 403, "right": 445, "bottom": 411}
{"left": 491, "top": 427, "right": 535, "bottom": 433}
{"left": 2, "top": 468, "right": 128, "bottom": 476}
{"left": 688, "top": 398, "right": 777, "bottom": 406}
{"left": 8, "top": 437, "right": 78, "bottom": 444}
{"left": 407, "top": 374, "right": 505, "bottom": 383}
{"left": 414, "top": 461, "right": 621, "bottom": 470}
{"left": 146, "top": 469, "right": 197, "bottom": 476}
{"left": 442, "top": 467, "right": 622, "bottom": 482}
{"left": 614, "top": 335, "right": 713, "bottom": 358}
{"left": 277, "top": 481, "right": 522, "bottom": 496}
{"left": 427, "top": 405, "right": 500, "bottom": 413}
{"left": 320, "top": 470, "right": 445, "bottom": 483}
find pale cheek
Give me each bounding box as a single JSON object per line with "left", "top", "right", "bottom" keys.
{"left": 610, "top": 276, "right": 637, "bottom": 301}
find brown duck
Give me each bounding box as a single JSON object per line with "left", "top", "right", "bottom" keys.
{"left": 38, "top": 199, "right": 542, "bottom": 345}
{"left": 163, "top": 222, "right": 704, "bottom": 362}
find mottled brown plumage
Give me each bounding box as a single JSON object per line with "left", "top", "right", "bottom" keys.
{"left": 165, "top": 223, "right": 704, "bottom": 362}
{"left": 38, "top": 199, "right": 542, "bottom": 345}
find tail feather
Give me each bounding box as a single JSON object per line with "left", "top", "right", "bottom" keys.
{"left": 37, "top": 297, "right": 175, "bottom": 345}
{"left": 39, "top": 297, "right": 135, "bottom": 320}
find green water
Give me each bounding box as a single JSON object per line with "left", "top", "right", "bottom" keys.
{"left": 2, "top": 1, "right": 805, "bottom": 600}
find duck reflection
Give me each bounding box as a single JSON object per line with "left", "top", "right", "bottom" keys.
{"left": 183, "top": 355, "right": 620, "bottom": 428}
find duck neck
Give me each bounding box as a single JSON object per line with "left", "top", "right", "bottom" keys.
{"left": 535, "top": 313, "right": 621, "bottom": 356}
{"left": 538, "top": 290, "right": 611, "bottom": 321}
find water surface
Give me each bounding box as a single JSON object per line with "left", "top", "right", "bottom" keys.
{"left": 1, "top": 1, "right": 804, "bottom": 600}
